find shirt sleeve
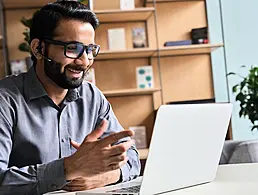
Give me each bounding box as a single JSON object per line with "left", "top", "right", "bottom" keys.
{"left": 96, "top": 90, "right": 141, "bottom": 182}
{"left": 0, "top": 98, "right": 68, "bottom": 195}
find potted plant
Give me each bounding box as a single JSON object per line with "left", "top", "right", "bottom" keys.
{"left": 228, "top": 65, "right": 258, "bottom": 131}
{"left": 18, "top": 11, "right": 38, "bottom": 69}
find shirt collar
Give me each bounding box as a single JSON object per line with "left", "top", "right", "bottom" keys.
{"left": 65, "top": 88, "right": 81, "bottom": 102}
{"left": 24, "top": 66, "right": 81, "bottom": 102}
{"left": 24, "top": 66, "right": 48, "bottom": 101}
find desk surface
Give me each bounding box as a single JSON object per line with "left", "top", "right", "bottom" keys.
{"left": 47, "top": 163, "right": 258, "bottom": 195}
{"left": 166, "top": 163, "right": 258, "bottom": 195}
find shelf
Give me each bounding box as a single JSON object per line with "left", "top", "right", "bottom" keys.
{"left": 97, "top": 44, "right": 222, "bottom": 59}
{"left": 154, "top": 44, "right": 223, "bottom": 57}
{"left": 3, "top": 0, "right": 52, "bottom": 9}
{"left": 3, "top": 0, "right": 155, "bottom": 19}
{"left": 95, "top": 8, "right": 155, "bottom": 23}
{"left": 146, "top": 0, "right": 203, "bottom": 3}
{"left": 97, "top": 48, "right": 156, "bottom": 60}
{"left": 0, "top": 35, "right": 3, "bottom": 49}
{"left": 103, "top": 88, "right": 161, "bottom": 97}
{"left": 138, "top": 149, "right": 149, "bottom": 160}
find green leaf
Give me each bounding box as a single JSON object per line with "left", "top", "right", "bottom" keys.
{"left": 33, "top": 10, "right": 40, "bottom": 17}
{"left": 232, "top": 84, "right": 239, "bottom": 93}
{"left": 20, "top": 17, "right": 32, "bottom": 28}
{"left": 18, "top": 43, "right": 31, "bottom": 52}
{"left": 240, "top": 79, "right": 247, "bottom": 90}
{"left": 239, "top": 109, "right": 244, "bottom": 117}
{"left": 226, "top": 72, "right": 236, "bottom": 76}
{"left": 236, "top": 92, "right": 245, "bottom": 102}
{"left": 251, "top": 125, "right": 258, "bottom": 132}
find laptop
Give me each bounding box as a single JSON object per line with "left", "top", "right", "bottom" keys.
{"left": 77, "top": 103, "right": 233, "bottom": 195}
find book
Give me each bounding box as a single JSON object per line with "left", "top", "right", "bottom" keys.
{"left": 136, "top": 66, "right": 154, "bottom": 89}
{"left": 83, "top": 67, "right": 96, "bottom": 85}
{"left": 129, "top": 126, "right": 147, "bottom": 149}
{"left": 10, "top": 60, "right": 27, "bottom": 75}
{"left": 164, "top": 40, "right": 192, "bottom": 47}
{"left": 132, "top": 27, "right": 146, "bottom": 48}
{"left": 120, "top": 0, "right": 135, "bottom": 10}
{"left": 107, "top": 28, "right": 126, "bottom": 50}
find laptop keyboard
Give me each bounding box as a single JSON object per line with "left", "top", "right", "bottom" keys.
{"left": 107, "top": 184, "right": 141, "bottom": 194}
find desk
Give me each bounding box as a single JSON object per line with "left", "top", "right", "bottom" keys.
{"left": 166, "top": 163, "right": 258, "bottom": 195}
{"left": 46, "top": 163, "right": 258, "bottom": 195}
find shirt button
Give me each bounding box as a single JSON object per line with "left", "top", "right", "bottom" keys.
{"left": 62, "top": 138, "right": 66, "bottom": 142}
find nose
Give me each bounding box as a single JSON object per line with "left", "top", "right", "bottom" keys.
{"left": 74, "top": 51, "right": 93, "bottom": 69}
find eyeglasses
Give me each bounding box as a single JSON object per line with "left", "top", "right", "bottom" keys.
{"left": 43, "top": 39, "right": 100, "bottom": 60}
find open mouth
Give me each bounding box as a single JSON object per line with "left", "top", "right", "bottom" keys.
{"left": 67, "top": 68, "right": 83, "bottom": 74}
{"left": 67, "top": 68, "right": 84, "bottom": 78}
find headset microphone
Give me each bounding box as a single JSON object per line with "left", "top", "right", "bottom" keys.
{"left": 40, "top": 54, "right": 52, "bottom": 62}
{"left": 36, "top": 44, "right": 52, "bottom": 62}
{"left": 38, "top": 50, "right": 52, "bottom": 62}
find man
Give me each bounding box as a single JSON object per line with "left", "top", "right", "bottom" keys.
{"left": 0, "top": 1, "right": 140, "bottom": 195}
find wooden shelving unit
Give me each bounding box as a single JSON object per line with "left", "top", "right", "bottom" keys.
{"left": 97, "top": 48, "right": 156, "bottom": 60}
{"left": 103, "top": 88, "right": 161, "bottom": 97}
{"left": 138, "top": 149, "right": 149, "bottom": 160}
{"left": 97, "top": 44, "right": 223, "bottom": 60}
{"left": 0, "top": 0, "right": 225, "bottom": 168}
{"left": 95, "top": 8, "right": 155, "bottom": 23}
{"left": 154, "top": 44, "right": 223, "bottom": 57}
{"left": 0, "top": 35, "right": 3, "bottom": 49}
{"left": 146, "top": 0, "right": 203, "bottom": 3}
{"left": 3, "top": 0, "right": 52, "bottom": 8}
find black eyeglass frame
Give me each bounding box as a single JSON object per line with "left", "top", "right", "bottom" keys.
{"left": 43, "top": 39, "right": 100, "bottom": 59}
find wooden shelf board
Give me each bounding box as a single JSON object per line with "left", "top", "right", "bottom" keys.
{"left": 0, "top": 35, "right": 3, "bottom": 49}
{"left": 103, "top": 88, "right": 161, "bottom": 97}
{"left": 97, "top": 44, "right": 223, "bottom": 59}
{"left": 154, "top": 44, "right": 223, "bottom": 57}
{"left": 3, "top": 0, "right": 52, "bottom": 8}
{"left": 146, "top": 0, "right": 203, "bottom": 3}
{"left": 138, "top": 149, "right": 149, "bottom": 160}
{"left": 3, "top": 0, "right": 155, "bottom": 20}
{"left": 97, "top": 48, "right": 156, "bottom": 60}
{"left": 95, "top": 8, "right": 155, "bottom": 23}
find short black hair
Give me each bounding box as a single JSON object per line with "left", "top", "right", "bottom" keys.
{"left": 30, "top": 0, "right": 99, "bottom": 64}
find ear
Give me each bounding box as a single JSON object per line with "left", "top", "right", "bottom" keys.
{"left": 30, "top": 39, "right": 45, "bottom": 59}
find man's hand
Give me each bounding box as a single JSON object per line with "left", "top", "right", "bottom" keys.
{"left": 63, "top": 170, "right": 121, "bottom": 191}
{"left": 63, "top": 138, "right": 121, "bottom": 191}
{"left": 64, "top": 119, "right": 135, "bottom": 181}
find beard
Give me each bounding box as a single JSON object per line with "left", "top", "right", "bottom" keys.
{"left": 44, "top": 58, "right": 86, "bottom": 89}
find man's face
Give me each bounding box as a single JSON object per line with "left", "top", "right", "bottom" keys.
{"left": 44, "top": 19, "right": 95, "bottom": 89}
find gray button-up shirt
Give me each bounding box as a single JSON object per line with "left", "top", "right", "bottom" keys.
{"left": 0, "top": 67, "right": 140, "bottom": 195}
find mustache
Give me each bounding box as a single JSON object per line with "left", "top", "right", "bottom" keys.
{"left": 65, "top": 65, "right": 86, "bottom": 71}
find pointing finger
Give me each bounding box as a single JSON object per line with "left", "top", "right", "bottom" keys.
{"left": 85, "top": 119, "right": 108, "bottom": 142}
{"left": 70, "top": 140, "right": 80, "bottom": 150}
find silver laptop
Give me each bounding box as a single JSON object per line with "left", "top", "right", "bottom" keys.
{"left": 77, "top": 103, "right": 233, "bottom": 195}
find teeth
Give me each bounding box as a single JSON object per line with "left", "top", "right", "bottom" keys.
{"left": 68, "top": 68, "right": 81, "bottom": 73}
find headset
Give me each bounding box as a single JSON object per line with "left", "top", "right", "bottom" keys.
{"left": 35, "top": 41, "right": 52, "bottom": 62}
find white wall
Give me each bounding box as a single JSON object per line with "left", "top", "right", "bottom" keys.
{"left": 207, "top": 0, "right": 258, "bottom": 140}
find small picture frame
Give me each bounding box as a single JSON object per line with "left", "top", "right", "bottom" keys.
{"left": 10, "top": 60, "right": 27, "bottom": 75}
{"left": 120, "top": 0, "right": 135, "bottom": 10}
{"left": 129, "top": 126, "right": 147, "bottom": 149}
{"left": 132, "top": 28, "right": 146, "bottom": 48}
